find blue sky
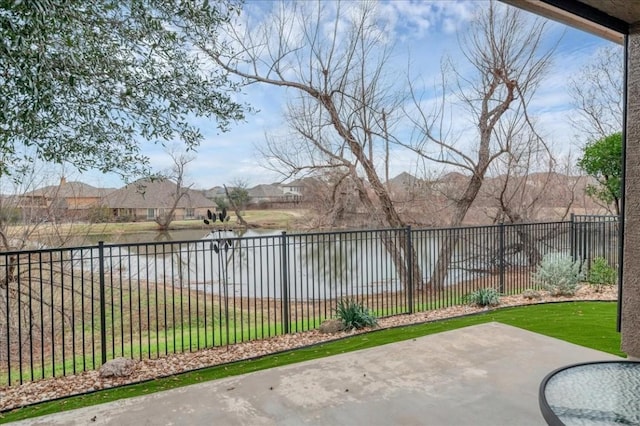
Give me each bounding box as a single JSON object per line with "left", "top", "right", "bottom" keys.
{"left": 70, "top": 0, "right": 619, "bottom": 191}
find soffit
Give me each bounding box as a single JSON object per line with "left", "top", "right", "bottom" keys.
{"left": 502, "top": 0, "right": 640, "bottom": 44}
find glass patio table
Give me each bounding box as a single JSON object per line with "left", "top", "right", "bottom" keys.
{"left": 539, "top": 360, "right": 640, "bottom": 425}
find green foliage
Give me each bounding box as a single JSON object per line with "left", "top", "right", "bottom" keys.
{"left": 577, "top": 132, "right": 622, "bottom": 211}
{"left": 214, "top": 196, "right": 229, "bottom": 211}
{"left": 462, "top": 288, "right": 501, "bottom": 307}
{"left": 532, "top": 252, "right": 584, "bottom": 296}
{"left": 335, "top": 299, "right": 378, "bottom": 329}
{"left": 0, "top": 0, "right": 245, "bottom": 180}
{"left": 587, "top": 257, "right": 617, "bottom": 290}
{"left": 227, "top": 186, "right": 251, "bottom": 210}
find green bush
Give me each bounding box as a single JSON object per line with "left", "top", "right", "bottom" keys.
{"left": 335, "top": 299, "right": 377, "bottom": 329}
{"left": 462, "top": 288, "right": 501, "bottom": 307}
{"left": 587, "top": 257, "right": 617, "bottom": 291}
{"left": 532, "top": 252, "right": 584, "bottom": 296}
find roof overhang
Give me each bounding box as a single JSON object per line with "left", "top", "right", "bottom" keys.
{"left": 501, "top": 0, "right": 635, "bottom": 45}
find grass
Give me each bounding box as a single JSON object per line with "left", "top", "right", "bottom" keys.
{"left": 3, "top": 277, "right": 418, "bottom": 385}
{"left": 241, "top": 210, "right": 305, "bottom": 229}
{"left": 0, "top": 278, "right": 600, "bottom": 386}
{"left": 1, "top": 303, "right": 281, "bottom": 386}
{"left": 0, "top": 301, "right": 621, "bottom": 423}
{"left": 10, "top": 210, "right": 306, "bottom": 239}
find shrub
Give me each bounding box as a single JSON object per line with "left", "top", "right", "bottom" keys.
{"left": 462, "top": 288, "right": 501, "bottom": 307}
{"left": 587, "top": 257, "right": 617, "bottom": 291}
{"left": 335, "top": 299, "right": 377, "bottom": 329}
{"left": 532, "top": 252, "right": 584, "bottom": 296}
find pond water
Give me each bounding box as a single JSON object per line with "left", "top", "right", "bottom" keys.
{"left": 66, "top": 228, "right": 538, "bottom": 301}
{"left": 58, "top": 224, "right": 575, "bottom": 301}
{"left": 71, "top": 227, "right": 281, "bottom": 245}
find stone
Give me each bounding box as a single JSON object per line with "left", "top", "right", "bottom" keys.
{"left": 99, "top": 357, "right": 136, "bottom": 378}
{"left": 319, "top": 319, "right": 346, "bottom": 334}
{"left": 522, "top": 289, "right": 542, "bottom": 300}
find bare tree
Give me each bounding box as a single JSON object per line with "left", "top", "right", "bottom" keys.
{"left": 569, "top": 46, "right": 623, "bottom": 142}
{"left": 195, "top": 0, "right": 422, "bottom": 288}
{"left": 223, "top": 179, "right": 251, "bottom": 228}
{"left": 569, "top": 47, "right": 623, "bottom": 215}
{"left": 484, "top": 133, "right": 575, "bottom": 224}
{"left": 400, "top": 1, "right": 556, "bottom": 288}
{"left": 209, "top": 1, "right": 405, "bottom": 224}
{"left": 155, "top": 147, "right": 195, "bottom": 231}
{"left": 0, "top": 165, "right": 110, "bottom": 364}
{"left": 299, "top": 170, "right": 367, "bottom": 228}
{"left": 484, "top": 138, "right": 580, "bottom": 266}
{"left": 0, "top": 163, "right": 104, "bottom": 252}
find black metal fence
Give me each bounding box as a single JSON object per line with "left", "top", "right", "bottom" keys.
{"left": 0, "top": 216, "right": 619, "bottom": 387}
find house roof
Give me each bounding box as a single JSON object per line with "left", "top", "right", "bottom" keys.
{"left": 202, "top": 186, "right": 227, "bottom": 198}
{"left": 101, "top": 179, "right": 212, "bottom": 209}
{"left": 283, "top": 177, "right": 321, "bottom": 188}
{"left": 248, "top": 184, "right": 284, "bottom": 198}
{"left": 23, "top": 181, "right": 115, "bottom": 198}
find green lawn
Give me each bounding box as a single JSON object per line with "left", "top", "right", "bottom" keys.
{"left": 0, "top": 301, "right": 621, "bottom": 423}
{"left": 15, "top": 210, "right": 305, "bottom": 239}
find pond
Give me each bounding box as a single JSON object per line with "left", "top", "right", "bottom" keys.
{"left": 67, "top": 227, "right": 281, "bottom": 246}
{"left": 66, "top": 227, "right": 552, "bottom": 301}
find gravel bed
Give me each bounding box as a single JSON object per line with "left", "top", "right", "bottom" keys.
{"left": 0, "top": 285, "right": 617, "bottom": 412}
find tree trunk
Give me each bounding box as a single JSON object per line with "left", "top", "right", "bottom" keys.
{"left": 429, "top": 172, "right": 484, "bottom": 289}
{"left": 317, "top": 95, "right": 424, "bottom": 290}
{"left": 224, "top": 184, "right": 249, "bottom": 228}
{"left": 517, "top": 228, "right": 542, "bottom": 266}
{"left": 346, "top": 169, "right": 422, "bottom": 291}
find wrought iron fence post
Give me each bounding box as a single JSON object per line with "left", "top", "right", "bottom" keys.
{"left": 280, "top": 232, "right": 290, "bottom": 334}
{"left": 499, "top": 223, "right": 505, "bottom": 294}
{"left": 570, "top": 213, "right": 576, "bottom": 262}
{"left": 582, "top": 221, "right": 588, "bottom": 266}
{"left": 98, "top": 241, "right": 107, "bottom": 365}
{"left": 405, "top": 226, "right": 414, "bottom": 314}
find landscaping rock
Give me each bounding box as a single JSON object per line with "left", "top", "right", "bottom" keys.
{"left": 522, "top": 289, "right": 542, "bottom": 300}
{"left": 319, "top": 319, "right": 346, "bottom": 334}
{"left": 99, "top": 357, "right": 136, "bottom": 378}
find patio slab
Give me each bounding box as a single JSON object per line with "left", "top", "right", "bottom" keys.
{"left": 12, "top": 322, "right": 621, "bottom": 425}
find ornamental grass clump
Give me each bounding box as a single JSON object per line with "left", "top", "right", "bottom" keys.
{"left": 532, "top": 252, "right": 584, "bottom": 296}
{"left": 462, "top": 288, "right": 501, "bottom": 307}
{"left": 335, "top": 299, "right": 378, "bottom": 329}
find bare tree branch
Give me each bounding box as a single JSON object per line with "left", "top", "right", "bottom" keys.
{"left": 154, "top": 147, "right": 195, "bottom": 231}
{"left": 398, "top": 2, "right": 557, "bottom": 288}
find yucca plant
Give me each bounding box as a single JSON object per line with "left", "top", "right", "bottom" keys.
{"left": 335, "top": 299, "right": 378, "bottom": 329}
{"left": 462, "top": 288, "right": 501, "bottom": 307}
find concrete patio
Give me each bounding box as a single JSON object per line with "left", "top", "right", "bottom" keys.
{"left": 12, "top": 322, "right": 620, "bottom": 426}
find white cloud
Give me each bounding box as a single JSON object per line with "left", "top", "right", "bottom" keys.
{"left": 63, "top": 0, "right": 620, "bottom": 194}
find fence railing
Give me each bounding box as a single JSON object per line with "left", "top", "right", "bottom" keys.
{"left": 0, "top": 216, "right": 619, "bottom": 387}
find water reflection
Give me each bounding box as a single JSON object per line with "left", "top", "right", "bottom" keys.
{"left": 63, "top": 226, "right": 570, "bottom": 302}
